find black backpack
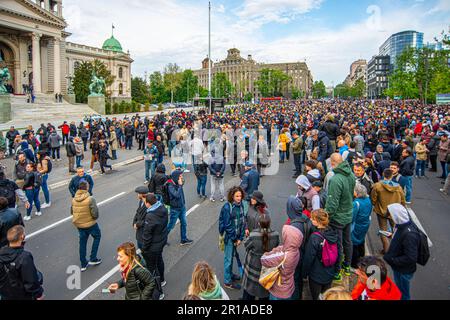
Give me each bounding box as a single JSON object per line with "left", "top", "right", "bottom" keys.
{"left": 291, "top": 216, "right": 312, "bottom": 251}
{"left": 410, "top": 223, "right": 430, "bottom": 266}
{"left": 161, "top": 179, "right": 174, "bottom": 206}
{"left": 34, "top": 172, "right": 42, "bottom": 189}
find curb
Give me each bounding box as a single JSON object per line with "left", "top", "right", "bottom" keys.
{"left": 48, "top": 155, "right": 144, "bottom": 190}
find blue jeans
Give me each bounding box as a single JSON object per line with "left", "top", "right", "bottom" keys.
{"left": 293, "top": 153, "right": 302, "bottom": 174}
{"left": 279, "top": 151, "right": 286, "bottom": 162}
{"left": 393, "top": 270, "right": 414, "bottom": 300}
{"left": 111, "top": 149, "right": 117, "bottom": 160}
{"left": 158, "top": 154, "right": 164, "bottom": 164}
{"left": 76, "top": 155, "right": 82, "bottom": 168}
{"left": 270, "top": 293, "right": 292, "bottom": 300}
{"left": 196, "top": 175, "right": 207, "bottom": 196}
{"left": 145, "top": 160, "right": 156, "bottom": 181}
{"left": 125, "top": 136, "right": 133, "bottom": 150}
{"left": 415, "top": 160, "right": 426, "bottom": 177}
{"left": 168, "top": 141, "right": 176, "bottom": 157}
{"left": 440, "top": 161, "right": 448, "bottom": 178}
{"left": 167, "top": 207, "right": 187, "bottom": 242}
{"left": 41, "top": 174, "right": 50, "bottom": 204}
{"left": 78, "top": 223, "right": 101, "bottom": 267}
{"left": 404, "top": 175, "right": 413, "bottom": 202}
{"left": 25, "top": 188, "right": 41, "bottom": 217}
{"left": 224, "top": 239, "right": 236, "bottom": 284}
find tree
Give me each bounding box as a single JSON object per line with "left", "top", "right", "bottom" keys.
{"left": 385, "top": 47, "right": 419, "bottom": 101}
{"left": 164, "top": 63, "right": 182, "bottom": 103}
{"left": 352, "top": 78, "right": 366, "bottom": 98}
{"left": 255, "top": 69, "right": 291, "bottom": 97}
{"left": 175, "top": 70, "right": 199, "bottom": 102}
{"left": 312, "top": 80, "right": 327, "bottom": 98}
{"left": 131, "top": 76, "right": 150, "bottom": 104}
{"left": 149, "top": 71, "right": 168, "bottom": 104}
{"left": 291, "top": 88, "right": 304, "bottom": 100}
{"left": 73, "top": 60, "right": 114, "bottom": 103}
{"left": 211, "top": 73, "right": 234, "bottom": 98}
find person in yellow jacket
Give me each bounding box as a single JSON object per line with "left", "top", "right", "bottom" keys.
{"left": 71, "top": 181, "right": 102, "bottom": 271}
{"left": 278, "top": 128, "right": 289, "bottom": 163}
{"left": 414, "top": 139, "right": 428, "bottom": 178}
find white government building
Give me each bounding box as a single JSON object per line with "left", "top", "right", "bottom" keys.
{"left": 0, "top": 0, "right": 133, "bottom": 102}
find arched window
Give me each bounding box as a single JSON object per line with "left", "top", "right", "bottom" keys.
{"left": 118, "top": 67, "right": 123, "bottom": 79}
{"left": 119, "top": 83, "right": 123, "bottom": 95}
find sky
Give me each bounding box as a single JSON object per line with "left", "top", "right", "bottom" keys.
{"left": 63, "top": 0, "right": 449, "bottom": 87}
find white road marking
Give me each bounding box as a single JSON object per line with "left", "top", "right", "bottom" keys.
{"left": 73, "top": 203, "right": 201, "bottom": 300}
{"left": 26, "top": 192, "right": 127, "bottom": 240}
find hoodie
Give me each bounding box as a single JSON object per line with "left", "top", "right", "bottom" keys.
{"left": 148, "top": 164, "right": 168, "bottom": 196}
{"left": 167, "top": 170, "right": 185, "bottom": 209}
{"left": 20, "top": 141, "right": 35, "bottom": 163}
{"left": 384, "top": 204, "right": 420, "bottom": 274}
{"left": 199, "top": 276, "right": 230, "bottom": 300}
{"left": 261, "top": 225, "right": 303, "bottom": 299}
{"left": 301, "top": 227, "right": 341, "bottom": 285}
{"left": 352, "top": 276, "right": 402, "bottom": 300}
{"left": 317, "top": 131, "right": 333, "bottom": 161}
{"left": 370, "top": 180, "right": 406, "bottom": 217}
{"left": 325, "top": 161, "right": 356, "bottom": 226}
{"left": 306, "top": 169, "right": 321, "bottom": 184}
{"left": 142, "top": 201, "right": 168, "bottom": 253}
{"left": 0, "top": 246, "right": 44, "bottom": 300}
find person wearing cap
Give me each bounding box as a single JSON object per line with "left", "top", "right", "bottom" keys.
{"left": 240, "top": 161, "right": 260, "bottom": 201}
{"left": 292, "top": 131, "right": 303, "bottom": 178}
{"left": 246, "top": 191, "right": 269, "bottom": 234}
{"left": 133, "top": 186, "right": 149, "bottom": 250}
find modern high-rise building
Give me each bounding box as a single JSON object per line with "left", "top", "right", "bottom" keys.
{"left": 379, "top": 30, "right": 423, "bottom": 68}
{"left": 367, "top": 55, "right": 390, "bottom": 99}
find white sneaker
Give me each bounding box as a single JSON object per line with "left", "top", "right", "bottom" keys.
{"left": 161, "top": 280, "right": 167, "bottom": 287}
{"left": 144, "top": 181, "right": 149, "bottom": 184}
{"left": 23, "top": 215, "right": 31, "bottom": 221}
{"left": 159, "top": 293, "right": 165, "bottom": 300}
{"left": 210, "top": 198, "right": 215, "bottom": 202}
{"left": 183, "top": 169, "right": 190, "bottom": 173}
{"left": 41, "top": 202, "right": 51, "bottom": 209}
{"left": 35, "top": 211, "right": 42, "bottom": 216}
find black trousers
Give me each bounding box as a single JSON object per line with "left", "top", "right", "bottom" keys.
{"left": 241, "top": 290, "right": 269, "bottom": 301}
{"left": 429, "top": 155, "right": 437, "bottom": 172}
{"left": 309, "top": 279, "right": 331, "bottom": 301}
{"left": 351, "top": 242, "right": 366, "bottom": 269}
{"left": 62, "top": 133, "right": 69, "bottom": 145}
{"left": 230, "top": 164, "right": 236, "bottom": 174}
{"left": 143, "top": 251, "right": 165, "bottom": 283}
{"left": 138, "top": 138, "right": 145, "bottom": 150}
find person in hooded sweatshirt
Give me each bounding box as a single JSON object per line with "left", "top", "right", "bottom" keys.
{"left": 376, "top": 152, "right": 392, "bottom": 177}
{"left": 370, "top": 169, "right": 406, "bottom": 255}
{"left": 261, "top": 224, "right": 303, "bottom": 300}
{"left": 295, "top": 175, "right": 320, "bottom": 212}
{"left": 302, "top": 209, "right": 340, "bottom": 300}
{"left": 383, "top": 203, "right": 421, "bottom": 301}
{"left": 188, "top": 261, "right": 229, "bottom": 300}
{"left": 19, "top": 141, "right": 35, "bottom": 163}
{"left": 352, "top": 255, "right": 402, "bottom": 300}
{"left": 148, "top": 163, "right": 168, "bottom": 203}
{"left": 0, "top": 197, "right": 24, "bottom": 248}
{"left": 0, "top": 225, "right": 44, "bottom": 300}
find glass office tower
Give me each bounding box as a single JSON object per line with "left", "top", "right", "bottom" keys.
{"left": 379, "top": 30, "right": 424, "bottom": 68}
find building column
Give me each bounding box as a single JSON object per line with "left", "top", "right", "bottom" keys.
{"left": 53, "top": 37, "right": 61, "bottom": 93}
{"left": 31, "top": 33, "right": 42, "bottom": 93}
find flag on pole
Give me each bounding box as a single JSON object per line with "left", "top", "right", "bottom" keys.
{"left": 112, "top": 24, "right": 115, "bottom": 36}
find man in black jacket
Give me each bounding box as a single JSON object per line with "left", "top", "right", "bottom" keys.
{"left": 384, "top": 203, "right": 421, "bottom": 301}
{"left": 124, "top": 123, "right": 134, "bottom": 150}
{"left": 0, "top": 225, "right": 44, "bottom": 300}
{"left": 148, "top": 164, "right": 168, "bottom": 202}
{"left": 6, "top": 126, "right": 19, "bottom": 157}
{"left": 142, "top": 193, "right": 168, "bottom": 299}
{"left": 399, "top": 148, "right": 415, "bottom": 204}
{"left": 319, "top": 115, "right": 340, "bottom": 152}
{"left": 133, "top": 186, "right": 148, "bottom": 250}
{"left": 0, "top": 197, "right": 24, "bottom": 248}
{"left": 66, "top": 137, "right": 77, "bottom": 174}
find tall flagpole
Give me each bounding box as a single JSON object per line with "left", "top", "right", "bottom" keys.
{"left": 208, "top": 1, "right": 212, "bottom": 114}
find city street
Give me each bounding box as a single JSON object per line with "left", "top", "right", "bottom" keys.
{"left": 17, "top": 150, "right": 450, "bottom": 300}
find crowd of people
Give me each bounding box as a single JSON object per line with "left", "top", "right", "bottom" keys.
{"left": 0, "top": 98, "right": 448, "bottom": 300}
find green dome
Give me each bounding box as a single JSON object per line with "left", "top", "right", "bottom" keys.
{"left": 102, "top": 36, "right": 123, "bottom": 52}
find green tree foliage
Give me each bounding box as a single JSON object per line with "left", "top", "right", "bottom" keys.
{"left": 131, "top": 76, "right": 150, "bottom": 104}
{"left": 291, "top": 88, "right": 305, "bottom": 99}
{"left": 164, "top": 63, "right": 182, "bottom": 103}
{"left": 73, "top": 60, "right": 114, "bottom": 103}
{"left": 175, "top": 70, "right": 199, "bottom": 102}
{"left": 312, "top": 80, "right": 327, "bottom": 98}
{"left": 255, "top": 69, "right": 291, "bottom": 97}
{"left": 212, "top": 73, "right": 234, "bottom": 98}
{"left": 149, "top": 71, "right": 168, "bottom": 104}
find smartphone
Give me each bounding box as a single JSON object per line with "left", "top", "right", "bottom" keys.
{"left": 101, "top": 289, "right": 111, "bottom": 294}
{"left": 378, "top": 230, "right": 393, "bottom": 238}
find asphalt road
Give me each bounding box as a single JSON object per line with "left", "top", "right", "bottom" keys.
{"left": 22, "top": 151, "right": 450, "bottom": 300}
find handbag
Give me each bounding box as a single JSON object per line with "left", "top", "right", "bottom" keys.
{"left": 258, "top": 252, "right": 286, "bottom": 290}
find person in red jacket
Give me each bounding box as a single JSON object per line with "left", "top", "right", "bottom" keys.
{"left": 58, "top": 121, "right": 70, "bottom": 146}
{"left": 352, "top": 256, "right": 402, "bottom": 300}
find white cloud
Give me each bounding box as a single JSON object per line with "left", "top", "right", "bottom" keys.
{"left": 216, "top": 4, "right": 225, "bottom": 13}
{"left": 426, "top": 0, "right": 450, "bottom": 15}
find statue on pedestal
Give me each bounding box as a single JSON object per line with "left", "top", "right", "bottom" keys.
{"left": 0, "top": 67, "right": 11, "bottom": 95}
{"left": 89, "top": 72, "right": 105, "bottom": 97}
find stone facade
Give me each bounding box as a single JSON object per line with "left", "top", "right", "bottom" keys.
{"left": 0, "top": 0, "right": 132, "bottom": 100}
{"left": 193, "top": 48, "right": 313, "bottom": 99}
{"left": 344, "top": 59, "right": 367, "bottom": 87}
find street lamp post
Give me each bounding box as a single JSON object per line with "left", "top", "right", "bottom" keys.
{"left": 208, "top": 1, "right": 212, "bottom": 114}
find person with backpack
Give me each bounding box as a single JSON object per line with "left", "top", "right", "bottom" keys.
{"left": 148, "top": 164, "right": 168, "bottom": 203}
{"left": 108, "top": 242, "right": 156, "bottom": 300}
{"left": 36, "top": 151, "right": 52, "bottom": 208}
{"left": 301, "top": 209, "right": 340, "bottom": 300}
{"left": 352, "top": 255, "right": 402, "bottom": 300}
{"left": 383, "top": 203, "right": 425, "bottom": 301}
{"left": 141, "top": 193, "right": 168, "bottom": 300}
{"left": 0, "top": 170, "right": 29, "bottom": 210}
{"left": 194, "top": 156, "right": 208, "bottom": 199}
{"left": 69, "top": 167, "right": 94, "bottom": 198}
{"left": 22, "top": 163, "right": 42, "bottom": 221}
{"left": 144, "top": 140, "right": 159, "bottom": 184}
{"left": 261, "top": 224, "right": 303, "bottom": 300}
{"left": 0, "top": 197, "right": 24, "bottom": 248}
{"left": 295, "top": 175, "right": 321, "bottom": 212}
{"left": 166, "top": 169, "right": 193, "bottom": 246}
{"left": 0, "top": 225, "right": 44, "bottom": 300}
{"left": 219, "top": 186, "right": 248, "bottom": 290}
{"left": 48, "top": 129, "right": 62, "bottom": 161}
{"left": 71, "top": 181, "right": 102, "bottom": 271}
{"left": 351, "top": 183, "right": 373, "bottom": 268}
{"left": 242, "top": 214, "right": 279, "bottom": 300}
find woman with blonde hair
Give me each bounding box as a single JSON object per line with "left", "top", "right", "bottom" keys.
{"left": 188, "top": 261, "right": 229, "bottom": 300}
{"left": 322, "top": 286, "right": 352, "bottom": 300}
{"left": 108, "top": 242, "right": 156, "bottom": 300}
